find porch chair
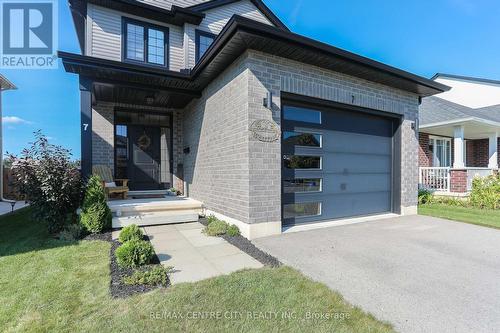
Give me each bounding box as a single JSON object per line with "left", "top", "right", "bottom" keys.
{"left": 92, "top": 165, "right": 129, "bottom": 200}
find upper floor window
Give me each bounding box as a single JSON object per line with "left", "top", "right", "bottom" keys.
{"left": 195, "top": 30, "right": 216, "bottom": 63}
{"left": 123, "top": 18, "right": 168, "bottom": 67}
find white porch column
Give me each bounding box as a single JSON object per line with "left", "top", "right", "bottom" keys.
{"left": 453, "top": 125, "right": 465, "bottom": 168}
{"left": 488, "top": 132, "right": 498, "bottom": 169}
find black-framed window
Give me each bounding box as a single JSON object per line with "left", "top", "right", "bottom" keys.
{"left": 283, "top": 131, "right": 322, "bottom": 148}
{"left": 283, "top": 105, "right": 322, "bottom": 124}
{"left": 195, "top": 29, "right": 216, "bottom": 63}
{"left": 123, "top": 18, "right": 169, "bottom": 67}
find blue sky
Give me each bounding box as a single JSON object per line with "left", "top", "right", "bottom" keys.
{"left": 2, "top": 0, "right": 500, "bottom": 158}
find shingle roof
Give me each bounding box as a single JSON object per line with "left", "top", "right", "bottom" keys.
{"left": 0, "top": 74, "right": 16, "bottom": 90}
{"left": 420, "top": 96, "right": 500, "bottom": 125}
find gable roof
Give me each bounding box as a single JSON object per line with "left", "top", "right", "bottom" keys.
{"left": 188, "top": 0, "right": 289, "bottom": 30}
{"left": 420, "top": 96, "right": 500, "bottom": 126}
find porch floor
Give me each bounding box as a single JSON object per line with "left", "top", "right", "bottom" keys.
{"left": 112, "top": 223, "right": 263, "bottom": 283}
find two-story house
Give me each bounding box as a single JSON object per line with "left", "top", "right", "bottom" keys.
{"left": 60, "top": 0, "right": 448, "bottom": 238}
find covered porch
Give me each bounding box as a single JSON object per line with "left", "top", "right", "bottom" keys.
{"left": 419, "top": 118, "right": 499, "bottom": 194}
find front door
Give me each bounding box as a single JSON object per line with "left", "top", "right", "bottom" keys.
{"left": 128, "top": 126, "right": 161, "bottom": 190}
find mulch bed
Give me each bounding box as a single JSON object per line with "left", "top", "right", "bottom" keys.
{"left": 199, "top": 218, "right": 281, "bottom": 268}
{"left": 83, "top": 231, "right": 167, "bottom": 298}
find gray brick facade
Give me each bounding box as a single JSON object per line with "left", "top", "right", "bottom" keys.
{"left": 182, "top": 50, "right": 420, "bottom": 227}
{"left": 91, "top": 50, "right": 420, "bottom": 232}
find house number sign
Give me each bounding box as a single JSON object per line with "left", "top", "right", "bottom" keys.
{"left": 249, "top": 119, "right": 280, "bottom": 142}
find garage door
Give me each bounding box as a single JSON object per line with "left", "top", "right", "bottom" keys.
{"left": 281, "top": 99, "right": 398, "bottom": 226}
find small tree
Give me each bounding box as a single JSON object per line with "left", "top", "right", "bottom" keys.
{"left": 10, "top": 131, "right": 84, "bottom": 233}
{"left": 80, "top": 175, "right": 112, "bottom": 233}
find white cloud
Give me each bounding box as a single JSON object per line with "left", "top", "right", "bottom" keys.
{"left": 2, "top": 116, "right": 32, "bottom": 125}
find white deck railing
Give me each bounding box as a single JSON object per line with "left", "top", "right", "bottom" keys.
{"left": 419, "top": 167, "right": 450, "bottom": 192}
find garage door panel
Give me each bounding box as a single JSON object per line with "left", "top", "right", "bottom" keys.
{"left": 283, "top": 192, "right": 392, "bottom": 225}
{"left": 282, "top": 101, "right": 396, "bottom": 226}
{"left": 322, "top": 153, "right": 392, "bottom": 174}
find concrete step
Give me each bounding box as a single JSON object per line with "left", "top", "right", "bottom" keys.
{"left": 112, "top": 211, "right": 199, "bottom": 228}
{"left": 108, "top": 197, "right": 203, "bottom": 229}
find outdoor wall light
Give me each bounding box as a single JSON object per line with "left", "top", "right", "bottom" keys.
{"left": 145, "top": 95, "right": 155, "bottom": 105}
{"left": 263, "top": 91, "right": 273, "bottom": 110}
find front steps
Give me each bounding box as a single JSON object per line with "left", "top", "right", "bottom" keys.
{"left": 108, "top": 197, "right": 203, "bottom": 228}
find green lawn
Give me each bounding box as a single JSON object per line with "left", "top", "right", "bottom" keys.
{"left": 419, "top": 203, "right": 500, "bottom": 229}
{"left": 0, "top": 209, "right": 393, "bottom": 333}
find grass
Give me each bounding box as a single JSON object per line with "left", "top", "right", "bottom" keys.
{"left": 419, "top": 203, "right": 500, "bottom": 229}
{"left": 0, "top": 209, "right": 394, "bottom": 333}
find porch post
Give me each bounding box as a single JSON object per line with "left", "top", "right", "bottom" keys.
{"left": 80, "top": 77, "right": 93, "bottom": 178}
{"left": 453, "top": 125, "right": 465, "bottom": 168}
{"left": 488, "top": 132, "right": 498, "bottom": 169}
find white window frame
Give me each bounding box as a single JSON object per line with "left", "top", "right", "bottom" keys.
{"left": 429, "top": 136, "right": 452, "bottom": 167}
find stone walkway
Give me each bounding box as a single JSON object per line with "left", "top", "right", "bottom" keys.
{"left": 114, "top": 222, "right": 262, "bottom": 284}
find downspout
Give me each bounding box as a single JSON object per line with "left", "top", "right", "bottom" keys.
{"left": 0, "top": 85, "right": 18, "bottom": 211}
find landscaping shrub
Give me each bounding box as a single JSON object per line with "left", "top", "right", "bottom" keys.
{"left": 204, "top": 218, "right": 228, "bottom": 236}
{"left": 80, "top": 175, "right": 112, "bottom": 233}
{"left": 470, "top": 175, "right": 500, "bottom": 209}
{"left": 206, "top": 214, "right": 218, "bottom": 225}
{"left": 9, "top": 131, "right": 84, "bottom": 233}
{"left": 119, "top": 224, "right": 143, "bottom": 243}
{"left": 227, "top": 224, "right": 240, "bottom": 237}
{"left": 123, "top": 265, "right": 171, "bottom": 286}
{"left": 418, "top": 188, "right": 433, "bottom": 205}
{"left": 58, "top": 223, "right": 83, "bottom": 241}
{"left": 115, "top": 239, "right": 155, "bottom": 268}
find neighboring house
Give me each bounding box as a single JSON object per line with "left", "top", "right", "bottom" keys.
{"left": 60, "top": 0, "right": 448, "bottom": 238}
{"left": 419, "top": 74, "right": 500, "bottom": 194}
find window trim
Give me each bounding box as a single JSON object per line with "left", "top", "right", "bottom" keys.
{"left": 122, "top": 17, "right": 169, "bottom": 68}
{"left": 429, "top": 135, "right": 452, "bottom": 167}
{"left": 195, "top": 29, "right": 217, "bottom": 64}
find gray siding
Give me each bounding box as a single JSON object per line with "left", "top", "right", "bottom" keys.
{"left": 184, "top": 0, "right": 273, "bottom": 68}
{"left": 87, "top": 4, "right": 185, "bottom": 71}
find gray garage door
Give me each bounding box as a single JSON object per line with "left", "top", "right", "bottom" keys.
{"left": 282, "top": 100, "right": 397, "bottom": 226}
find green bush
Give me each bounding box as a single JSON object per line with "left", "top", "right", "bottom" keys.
{"left": 119, "top": 224, "right": 143, "bottom": 243}
{"left": 204, "top": 219, "right": 228, "bottom": 236}
{"left": 123, "top": 265, "right": 171, "bottom": 286}
{"left": 58, "top": 223, "right": 83, "bottom": 241}
{"left": 115, "top": 240, "right": 155, "bottom": 268}
{"left": 80, "top": 175, "right": 112, "bottom": 234}
{"left": 227, "top": 224, "right": 240, "bottom": 237}
{"left": 418, "top": 188, "right": 433, "bottom": 205}
{"left": 9, "top": 131, "right": 84, "bottom": 233}
{"left": 206, "top": 214, "right": 218, "bottom": 225}
{"left": 470, "top": 175, "right": 500, "bottom": 209}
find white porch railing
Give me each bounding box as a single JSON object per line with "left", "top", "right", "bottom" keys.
{"left": 419, "top": 167, "right": 450, "bottom": 192}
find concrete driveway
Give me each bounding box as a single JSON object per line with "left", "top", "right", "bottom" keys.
{"left": 254, "top": 215, "right": 500, "bottom": 333}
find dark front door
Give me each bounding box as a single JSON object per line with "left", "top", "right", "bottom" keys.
{"left": 128, "top": 126, "right": 161, "bottom": 190}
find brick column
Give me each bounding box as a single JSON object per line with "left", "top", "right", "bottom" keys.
{"left": 450, "top": 169, "right": 467, "bottom": 193}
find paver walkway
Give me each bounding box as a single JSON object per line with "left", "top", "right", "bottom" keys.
{"left": 114, "top": 222, "right": 262, "bottom": 283}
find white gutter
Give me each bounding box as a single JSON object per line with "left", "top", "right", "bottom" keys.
{"left": 420, "top": 117, "right": 500, "bottom": 129}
